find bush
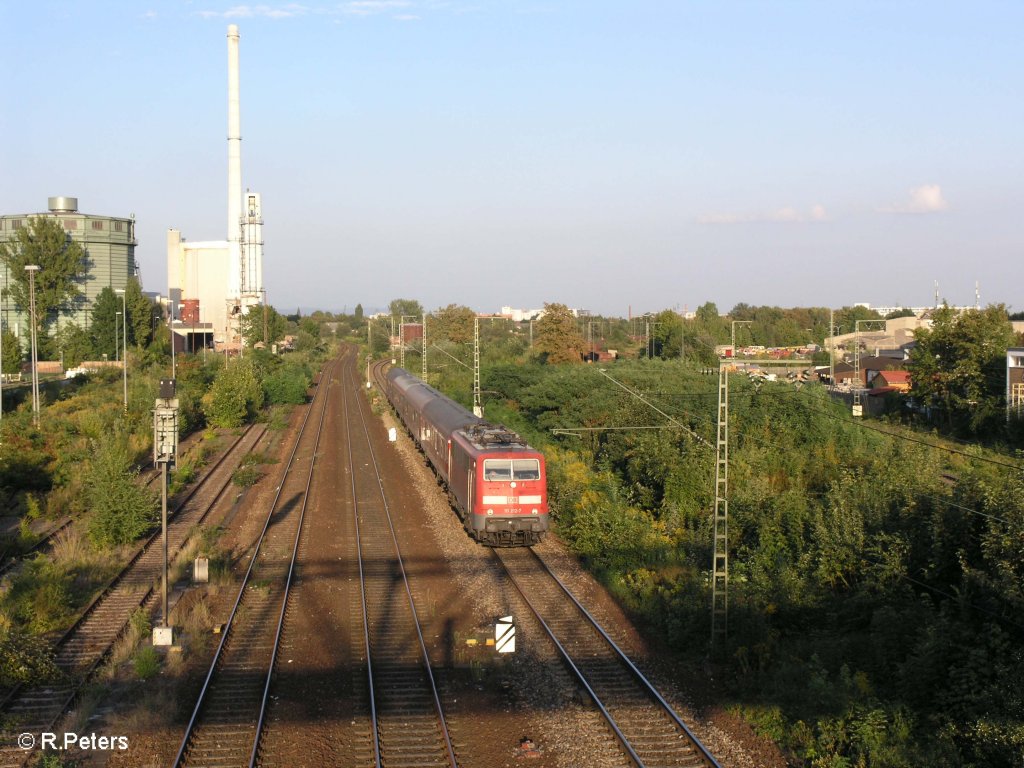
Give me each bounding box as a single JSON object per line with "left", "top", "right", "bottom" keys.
{"left": 2, "top": 558, "right": 75, "bottom": 634}
{"left": 263, "top": 364, "right": 310, "bottom": 405}
{"left": 232, "top": 466, "right": 262, "bottom": 488}
{"left": 133, "top": 646, "right": 160, "bottom": 680}
{"left": 85, "top": 433, "right": 158, "bottom": 547}
{"left": 202, "top": 359, "right": 263, "bottom": 428}
{"left": 0, "top": 625, "right": 62, "bottom": 687}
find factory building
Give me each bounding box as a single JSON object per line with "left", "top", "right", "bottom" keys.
{"left": 166, "top": 24, "right": 264, "bottom": 354}
{"left": 0, "top": 196, "right": 137, "bottom": 343}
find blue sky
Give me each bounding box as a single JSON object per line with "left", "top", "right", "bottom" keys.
{"left": 1, "top": 1, "right": 1021, "bottom": 316}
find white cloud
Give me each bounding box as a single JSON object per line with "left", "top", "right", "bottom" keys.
{"left": 198, "top": 4, "right": 308, "bottom": 19}
{"left": 882, "top": 184, "right": 949, "bottom": 214}
{"left": 342, "top": 0, "right": 414, "bottom": 15}
{"left": 697, "top": 204, "right": 828, "bottom": 225}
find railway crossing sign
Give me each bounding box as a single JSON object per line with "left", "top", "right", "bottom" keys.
{"left": 495, "top": 615, "right": 515, "bottom": 653}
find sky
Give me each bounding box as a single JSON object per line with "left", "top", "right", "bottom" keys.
{"left": 1, "top": 1, "right": 1021, "bottom": 317}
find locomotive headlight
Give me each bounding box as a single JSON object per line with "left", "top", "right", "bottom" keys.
{"left": 531, "top": 509, "right": 538, "bottom": 515}
{"left": 486, "top": 509, "right": 494, "bottom": 515}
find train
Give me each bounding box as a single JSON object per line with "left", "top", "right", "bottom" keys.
{"left": 383, "top": 367, "right": 549, "bottom": 547}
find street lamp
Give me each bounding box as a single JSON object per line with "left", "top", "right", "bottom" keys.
{"left": 168, "top": 308, "right": 176, "bottom": 379}
{"left": 115, "top": 289, "right": 127, "bottom": 412}
{"left": 25, "top": 265, "right": 40, "bottom": 427}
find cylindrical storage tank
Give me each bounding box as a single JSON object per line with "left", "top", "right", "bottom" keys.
{"left": 48, "top": 197, "right": 78, "bottom": 213}
{"left": 181, "top": 299, "right": 201, "bottom": 325}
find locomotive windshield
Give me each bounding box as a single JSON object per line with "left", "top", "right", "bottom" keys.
{"left": 483, "top": 458, "right": 540, "bottom": 481}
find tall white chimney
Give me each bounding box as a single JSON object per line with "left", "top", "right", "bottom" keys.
{"left": 227, "top": 24, "right": 242, "bottom": 300}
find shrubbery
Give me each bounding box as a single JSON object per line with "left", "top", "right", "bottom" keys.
{"left": 85, "top": 433, "right": 158, "bottom": 547}
{"left": 432, "top": 357, "right": 1024, "bottom": 766}
{"left": 201, "top": 359, "right": 263, "bottom": 428}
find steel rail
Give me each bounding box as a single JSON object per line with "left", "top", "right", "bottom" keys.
{"left": 0, "top": 434, "right": 197, "bottom": 579}
{"left": 343, "top": 355, "right": 382, "bottom": 768}
{"left": 172, "top": 357, "right": 336, "bottom": 768}
{"left": 525, "top": 547, "right": 722, "bottom": 768}
{"left": 494, "top": 549, "right": 646, "bottom": 768}
{"left": 494, "top": 547, "right": 722, "bottom": 768}
{"left": 0, "top": 423, "right": 260, "bottom": 718}
{"left": 349, "top": 353, "right": 458, "bottom": 768}
{"left": 0, "top": 423, "right": 266, "bottom": 768}
{"left": 248, "top": 357, "right": 335, "bottom": 767}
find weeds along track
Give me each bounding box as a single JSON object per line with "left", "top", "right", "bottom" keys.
{"left": 343, "top": 355, "right": 457, "bottom": 768}
{"left": 0, "top": 437, "right": 199, "bottom": 580}
{"left": 0, "top": 422, "right": 266, "bottom": 768}
{"left": 493, "top": 544, "right": 722, "bottom": 768}
{"left": 173, "top": 355, "right": 337, "bottom": 768}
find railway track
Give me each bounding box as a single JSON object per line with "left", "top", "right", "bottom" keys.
{"left": 173, "top": 357, "right": 335, "bottom": 768}
{"left": 0, "top": 434, "right": 199, "bottom": 580}
{"left": 343, "top": 353, "right": 458, "bottom": 768}
{"left": 494, "top": 546, "right": 721, "bottom": 768}
{"left": 0, "top": 422, "right": 266, "bottom": 768}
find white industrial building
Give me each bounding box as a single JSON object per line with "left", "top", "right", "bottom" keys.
{"left": 166, "top": 24, "right": 264, "bottom": 353}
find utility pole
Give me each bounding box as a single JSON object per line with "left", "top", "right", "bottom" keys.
{"left": 680, "top": 309, "right": 685, "bottom": 361}
{"left": 25, "top": 265, "right": 40, "bottom": 427}
{"left": 262, "top": 288, "right": 269, "bottom": 346}
{"left": 852, "top": 319, "right": 885, "bottom": 416}
{"left": 421, "top": 313, "right": 427, "bottom": 383}
{"left": 0, "top": 283, "right": 4, "bottom": 441}
{"left": 731, "top": 320, "right": 752, "bottom": 359}
{"left": 711, "top": 362, "right": 729, "bottom": 646}
{"left": 473, "top": 316, "right": 482, "bottom": 417}
{"left": 116, "top": 289, "right": 127, "bottom": 413}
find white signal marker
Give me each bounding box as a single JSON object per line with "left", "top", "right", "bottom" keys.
{"left": 495, "top": 615, "right": 515, "bottom": 653}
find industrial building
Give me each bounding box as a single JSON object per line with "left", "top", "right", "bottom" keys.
{"left": 166, "top": 24, "right": 264, "bottom": 354}
{"left": 0, "top": 196, "right": 137, "bottom": 343}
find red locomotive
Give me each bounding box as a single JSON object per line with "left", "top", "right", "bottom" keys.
{"left": 385, "top": 367, "right": 549, "bottom": 546}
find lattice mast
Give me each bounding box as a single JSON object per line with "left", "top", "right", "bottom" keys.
{"left": 711, "top": 363, "right": 729, "bottom": 645}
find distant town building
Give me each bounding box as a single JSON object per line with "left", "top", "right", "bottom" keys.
{"left": 0, "top": 197, "right": 138, "bottom": 343}
{"left": 825, "top": 316, "right": 927, "bottom": 360}
{"left": 500, "top": 306, "right": 546, "bottom": 322}
{"left": 1007, "top": 348, "right": 1024, "bottom": 420}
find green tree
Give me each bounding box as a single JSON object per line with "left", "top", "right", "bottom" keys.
{"left": 1, "top": 330, "right": 21, "bottom": 374}
{"left": 835, "top": 304, "right": 883, "bottom": 334}
{"left": 0, "top": 217, "right": 87, "bottom": 338}
{"left": 907, "top": 304, "right": 1015, "bottom": 435}
{"left": 52, "top": 324, "right": 92, "bottom": 368}
{"left": 85, "top": 433, "right": 158, "bottom": 547}
{"left": 240, "top": 304, "right": 288, "bottom": 347}
{"left": 649, "top": 309, "right": 684, "bottom": 359}
{"left": 90, "top": 288, "right": 120, "bottom": 361}
{"left": 124, "top": 277, "right": 158, "bottom": 348}
{"left": 885, "top": 307, "right": 917, "bottom": 320}
{"left": 694, "top": 301, "right": 729, "bottom": 343}
{"left": 354, "top": 303, "right": 364, "bottom": 323}
{"left": 431, "top": 304, "right": 475, "bottom": 345}
{"left": 368, "top": 318, "right": 391, "bottom": 356}
{"left": 535, "top": 303, "right": 585, "bottom": 364}
{"left": 201, "top": 359, "right": 263, "bottom": 428}
{"left": 389, "top": 298, "right": 423, "bottom": 322}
